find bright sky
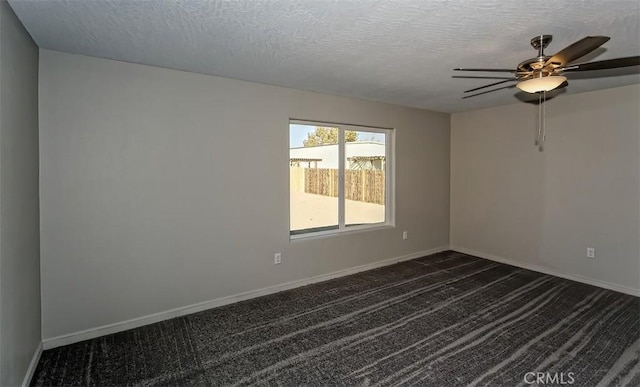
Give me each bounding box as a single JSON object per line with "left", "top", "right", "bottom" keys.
{"left": 289, "top": 124, "right": 385, "bottom": 148}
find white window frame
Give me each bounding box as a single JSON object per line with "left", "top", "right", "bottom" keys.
{"left": 289, "top": 119, "right": 395, "bottom": 240}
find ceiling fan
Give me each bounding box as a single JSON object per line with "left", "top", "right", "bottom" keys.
{"left": 453, "top": 35, "right": 640, "bottom": 150}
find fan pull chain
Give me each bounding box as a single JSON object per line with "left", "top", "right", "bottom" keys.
{"left": 536, "top": 91, "right": 546, "bottom": 151}
{"left": 536, "top": 92, "right": 542, "bottom": 147}
{"left": 542, "top": 91, "right": 546, "bottom": 150}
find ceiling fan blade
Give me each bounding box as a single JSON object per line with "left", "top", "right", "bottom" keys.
{"left": 454, "top": 68, "right": 516, "bottom": 72}
{"left": 545, "top": 36, "right": 610, "bottom": 66}
{"left": 560, "top": 56, "right": 640, "bottom": 72}
{"left": 462, "top": 84, "right": 517, "bottom": 99}
{"left": 464, "top": 79, "right": 517, "bottom": 93}
{"left": 452, "top": 75, "right": 516, "bottom": 80}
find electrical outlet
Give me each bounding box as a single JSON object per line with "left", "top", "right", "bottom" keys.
{"left": 274, "top": 253, "right": 282, "bottom": 265}
{"left": 586, "top": 248, "right": 595, "bottom": 259}
{"left": 402, "top": 231, "right": 408, "bottom": 240}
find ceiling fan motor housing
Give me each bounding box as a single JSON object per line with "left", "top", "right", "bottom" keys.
{"left": 517, "top": 35, "right": 555, "bottom": 76}
{"left": 517, "top": 57, "right": 552, "bottom": 74}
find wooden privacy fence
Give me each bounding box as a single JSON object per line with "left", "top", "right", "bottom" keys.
{"left": 301, "top": 168, "right": 385, "bottom": 205}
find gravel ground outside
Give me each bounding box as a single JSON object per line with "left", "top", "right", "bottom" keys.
{"left": 290, "top": 190, "right": 385, "bottom": 231}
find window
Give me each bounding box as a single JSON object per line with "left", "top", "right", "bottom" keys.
{"left": 289, "top": 120, "right": 393, "bottom": 238}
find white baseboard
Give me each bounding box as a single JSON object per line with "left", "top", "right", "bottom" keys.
{"left": 43, "top": 246, "right": 449, "bottom": 350}
{"left": 21, "top": 341, "right": 43, "bottom": 387}
{"left": 450, "top": 246, "right": 640, "bottom": 297}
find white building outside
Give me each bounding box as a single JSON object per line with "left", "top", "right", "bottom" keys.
{"left": 289, "top": 142, "right": 385, "bottom": 170}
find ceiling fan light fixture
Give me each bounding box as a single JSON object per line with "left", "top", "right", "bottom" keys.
{"left": 516, "top": 75, "right": 567, "bottom": 93}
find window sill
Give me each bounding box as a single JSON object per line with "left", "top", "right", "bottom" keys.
{"left": 289, "top": 223, "right": 394, "bottom": 242}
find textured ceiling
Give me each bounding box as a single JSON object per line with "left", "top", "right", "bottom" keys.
{"left": 8, "top": 0, "right": 640, "bottom": 113}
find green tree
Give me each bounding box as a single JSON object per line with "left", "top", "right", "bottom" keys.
{"left": 303, "top": 127, "right": 358, "bottom": 147}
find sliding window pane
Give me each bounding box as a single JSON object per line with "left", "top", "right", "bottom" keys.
{"left": 345, "top": 130, "right": 386, "bottom": 227}
{"left": 289, "top": 124, "right": 339, "bottom": 235}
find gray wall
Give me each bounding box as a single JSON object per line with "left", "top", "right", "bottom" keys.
{"left": 0, "top": 1, "right": 40, "bottom": 385}
{"left": 451, "top": 84, "right": 640, "bottom": 293}
{"left": 38, "top": 50, "right": 450, "bottom": 340}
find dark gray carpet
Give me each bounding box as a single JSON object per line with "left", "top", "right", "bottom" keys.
{"left": 32, "top": 251, "right": 640, "bottom": 386}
